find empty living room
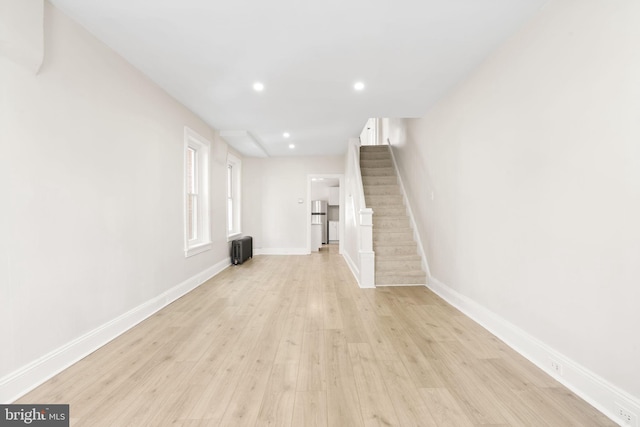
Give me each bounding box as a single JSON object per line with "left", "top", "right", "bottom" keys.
{"left": 2, "top": 0, "right": 638, "bottom": 426}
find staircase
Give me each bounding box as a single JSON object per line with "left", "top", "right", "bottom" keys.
{"left": 360, "top": 145, "right": 426, "bottom": 286}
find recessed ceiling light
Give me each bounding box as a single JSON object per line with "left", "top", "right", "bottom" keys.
{"left": 354, "top": 81, "right": 365, "bottom": 91}
{"left": 283, "top": 132, "right": 290, "bottom": 138}
{"left": 253, "top": 82, "right": 264, "bottom": 92}
{"left": 289, "top": 144, "right": 295, "bottom": 149}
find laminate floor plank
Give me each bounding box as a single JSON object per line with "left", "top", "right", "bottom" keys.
{"left": 291, "top": 391, "right": 327, "bottom": 427}
{"left": 360, "top": 316, "right": 402, "bottom": 362}
{"left": 379, "top": 360, "right": 438, "bottom": 426}
{"left": 419, "top": 388, "right": 475, "bottom": 427}
{"left": 324, "top": 329, "right": 364, "bottom": 427}
{"left": 255, "top": 362, "right": 298, "bottom": 427}
{"left": 15, "top": 251, "right": 615, "bottom": 426}
{"left": 296, "top": 331, "right": 326, "bottom": 392}
{"left": 541, "top": 387, "right": 617, "bottom": 427}
{"left": 362, "top": 289, "right": 395, "bottom": 317}
{"left": 337, "top": 296, "right": 370, "bottom": 344}
{"left": 388, "top": 327, "right": 446, "bottom": 388}
{"left": 348, "top": 343, "right": 400, "bottom": 426}
{"left": 322, "top": 289, "right": 344, "bottom": 330}
{"left": 273, "top": 306, "right": 306, "bottom": 365}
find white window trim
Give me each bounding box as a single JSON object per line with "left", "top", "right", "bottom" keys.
{"left": 184, "top": 127, "right": 212, "bottom": 257}
{"left": 227, "top": 152, "right": 242, "bottom": 240}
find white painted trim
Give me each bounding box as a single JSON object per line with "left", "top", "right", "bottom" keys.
{"left": 427, "top": 276, "right": 640, "bottom": 427}
{"left": 0, "top": 258, "right": 231, "bottom": 404}
{"left": 254, "top": 248, "right": 309, "bottom": 255}
{"left": 376, "top": 283, "right": 424, "bottom": 287}
{"left": 387, "top": 141, "right": 432, "bottom": 278}
{"left": 358, "top": 251, "right": 376, "bottom": 289}
{"left": 342, "top": 249, "right": 375, "bottom": 289}
{"left": 226, "top": 232, "right": 242, "bottom": 242}
{"left": 226, "top": 152, "right": 242, "bottom": 237}
{"left": 342, "top": 252, "right": 361, "bottom": 286}
{"left": 184, "top": 242, "right": 212, "bottom": 258}
{"left": 184, "top": 126, "right": 212, "bottom": 257}
{"left": 306, "top": 177, "right": 311, "bottom": 254}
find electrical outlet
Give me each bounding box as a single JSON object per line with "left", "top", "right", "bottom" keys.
{"left": 615, "top": 403, "right": 638, "bottom": 427}
{"left": 549, "top": 358, "right": 562, "bottom": 376}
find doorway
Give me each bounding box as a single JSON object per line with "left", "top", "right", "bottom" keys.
{"left": 306, "top": 174, "right": 344, "bottom": 254}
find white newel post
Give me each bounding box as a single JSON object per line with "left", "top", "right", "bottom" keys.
{"left": 359, "top": 208, "right": 375, "bottom": 288}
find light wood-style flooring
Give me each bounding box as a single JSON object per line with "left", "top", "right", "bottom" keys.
{"left": 17, "top": 250, "right": 615, "bottom": 426}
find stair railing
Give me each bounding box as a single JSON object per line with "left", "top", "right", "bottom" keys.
{"left": 344, "top": 138, "right": 375, "bottom": 288}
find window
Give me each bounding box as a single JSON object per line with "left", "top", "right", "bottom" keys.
{"left": 227, "top": 152, "right": 241, "bottom": 238}
{"left": 184, "top": 127, "right": 211, "bottom": 257}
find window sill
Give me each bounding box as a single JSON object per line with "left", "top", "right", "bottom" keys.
{"left": 227, "top": 232, "right": 242, "bottom": 242}
{"left": 184, "top": 242, "right": 212, "bottom": 258}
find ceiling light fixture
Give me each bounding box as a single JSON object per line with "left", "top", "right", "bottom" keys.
{"left": 354, "top": 81, "right": 365, "bottom": 91}
{"left": 253, "top": 82, "right": 264, "bottom": 92}
{"left": 283, "top": 132, "right": 290, "bottom": 138}
{"left": 289, "top": 144, "right": 295, "bottom": 149}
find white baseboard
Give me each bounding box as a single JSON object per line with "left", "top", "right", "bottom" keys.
{"left": 254, "top": 248, "right": 309, "bottom": 255}
{"left": 376, "top": 283, "right": 424, "bottom": 287}
{"left": 358, "top": 251, "right": 376, "bottom": 289}
{"left": 0, "top": 258, "right": 231, "bottom": 404}
{"left": 342, "top": 251, "right": 360, "bottom": 285}
{"left": 427, "top": 276, "right": 640, "bottom": 427}
{"left": 341, "top": 251, "right": 376, "bottom": 289}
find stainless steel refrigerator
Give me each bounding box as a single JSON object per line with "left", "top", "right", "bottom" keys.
{"left": 311, "top": 200, "right": 328, "bottom": 244}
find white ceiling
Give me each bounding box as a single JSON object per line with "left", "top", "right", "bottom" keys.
{"left": 49, "top": 0, "right": 547, "bottom": 157}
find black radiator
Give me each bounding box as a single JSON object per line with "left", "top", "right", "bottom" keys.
{"left": 231, "top": 236, "right": 253, "bottom": 265}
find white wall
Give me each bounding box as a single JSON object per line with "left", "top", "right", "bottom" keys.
{"left": 390, "top": 0, "right": 640, "bottom": 412}
{"left": 0, "top": 0, "right": 44, "bottom": 72}
{"left": 310, "top": 182, "right": 330, "bottom": 201}
{"left": 242, "top": 156, "right": 344, "bottom": 253}
{"left": 0, "top": 2, "right": 232, "bottom": 401}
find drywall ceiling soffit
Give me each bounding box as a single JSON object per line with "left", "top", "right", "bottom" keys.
{"left": 219, "top": 131, "right": 269, "bottom": 158}
{"left": 48, "top": 0, "right": 547, "bottom": 157}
